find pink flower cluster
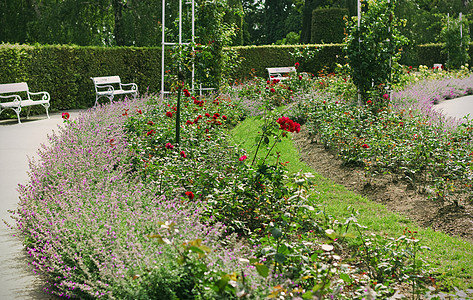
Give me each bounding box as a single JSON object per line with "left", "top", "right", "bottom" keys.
{"left": 277, "top": 116, "right": 301, "bottom": 133}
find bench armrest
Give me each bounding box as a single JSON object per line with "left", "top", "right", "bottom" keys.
{"left": 0, "top": 94, "right": 22, "bottom": 104}
{"left": 95, "top": 84, "right": 115, "bottom": 93}
{"left": 28, "top": 91, "right": 50, "bottom": 102}
{"left": 120, "top": 82, "right": 138, "bottom": 91}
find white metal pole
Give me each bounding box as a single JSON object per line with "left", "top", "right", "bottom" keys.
{"left": 191, "top": 0, "right": 195, "bottom": 92}
{"left": 179, "top": 0, "right": 182, "bottom": 45}
{"left": 161, "top": 0, "right": 165, "bottom": 99}
{"left": 357, "top": 0, "right": 361, "bottom": 105}
{"left": 357, "top": 0, "right": 361, "bottom": 31}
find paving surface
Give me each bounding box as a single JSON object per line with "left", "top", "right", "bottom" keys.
{"left": 0, "top": 110, "right": 84, "bottom": 300}
{"left": 0, "top": 96, "right": 472, "bottom": 299}
{"left": 434, "top": 94, "right": 473, "bottom": 121}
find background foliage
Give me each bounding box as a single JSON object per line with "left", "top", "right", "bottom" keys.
{"left": 311, "top": 8, "right": 349, "bottom": 44}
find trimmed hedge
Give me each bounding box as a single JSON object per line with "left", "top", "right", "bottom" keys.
{"left": 311, "top": 8, "right": 349, "bottom": 44}
{"left": 2, "top": 42, "right": 473, "bottom": 115}
{"left": 0, "top": 44, "right": 161, "bottom": 111}
{"left": 227, "top": 44, "right": 345, "bottom": 80}
{"left": 416, "top": 43, "right": 447, "bottom": 67}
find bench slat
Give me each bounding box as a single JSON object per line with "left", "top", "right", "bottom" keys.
{"left": 0, "top": 82, "right": 29, "bottom": 94}
{"left": 91, "top": 76, "right": 121, "bottom": 85}
{"left": 267, "top": 67, "right": 296, "bottom": 73}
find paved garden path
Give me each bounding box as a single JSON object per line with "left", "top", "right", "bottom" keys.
{"left": 0, "top": 96, "right": 471, "bottom": 299}
{"left": 435, "top": 94, "right": 473, "bottom": 121}
{"left": 0, "top": 110, "right": 85, "bottom": 300}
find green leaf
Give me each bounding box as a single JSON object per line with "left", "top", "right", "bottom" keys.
{"left": 275, "top": 253, "right": 286, "bottom": 264}
{"left": 189, "top": 246, "right": 205, "bottom": 254}
{"left": 278, "top": 244, "right": 290, "bottom": 255}
{"left": 263, "top": 136, "right": 270, "bottom": 144}
{"left": 255, "top": 263, "right": 269, "bottom": 278}
{"left": 302, "top": 291, "right": 313, "bottom": 299}
{"left": 340, "top": 273, "right": 352, "bottom": 284}
{"left": 271, "top": 227, "right": 283, "bottom": 239}
{"left": 216, "top": 275, "right": 230, "bottom": 292}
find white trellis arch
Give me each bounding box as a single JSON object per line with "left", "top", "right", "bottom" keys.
{"left": 161, "top": 0, "right": 195, "bottom": 99}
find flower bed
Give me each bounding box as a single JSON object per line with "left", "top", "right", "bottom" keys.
{"left": 10, "top": 66, "right": 473, "bottom": 298}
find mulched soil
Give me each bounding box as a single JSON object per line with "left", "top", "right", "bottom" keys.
{"left": 292, "top": 127, "right": 473, "bottom": 242}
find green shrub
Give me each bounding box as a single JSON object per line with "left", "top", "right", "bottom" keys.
{"left": 226, "top": 44, "right": 344, "bottom": 80}
{"left": 0, "top": 44, "right": 162, "bottom": 111}
{"left": 311, "top": 8, "right": 349, "bottom": 44}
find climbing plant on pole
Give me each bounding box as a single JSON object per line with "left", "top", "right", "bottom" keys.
{"left": 344, "top": 0, "right": 408, "bottom": 106}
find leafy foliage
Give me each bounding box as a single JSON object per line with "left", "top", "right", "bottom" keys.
{"left": 344, "top": 0, "right": 409, "bottom": 101}
{"left": 440, "top": 16, "right": 471, "bottom": 69}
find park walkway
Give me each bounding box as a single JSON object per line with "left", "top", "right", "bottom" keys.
{"left": 0, "top": 96, "right": 472, "bottom": 299}
{"left": 0, "top": 110, "right": 84, "bottom": 299}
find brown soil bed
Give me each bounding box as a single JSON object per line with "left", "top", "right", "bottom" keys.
{"left": 292, "top": 127, "right": 473, "bottom": 242}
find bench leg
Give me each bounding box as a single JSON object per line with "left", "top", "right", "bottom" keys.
{"left": 14, "top": 107, "right": 21, "bottom": 124}
{"left": 42, "top": 103, "right": 50, "bottom": 119}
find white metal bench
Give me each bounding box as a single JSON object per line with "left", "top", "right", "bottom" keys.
{"left": 0, "top": 82, "right": 50, "bottom": 124}
{"left": 91, "top": 76, "right": 138, "bottom": 106}
{"left": 267, "top": 67, "right": 297, "bottom": 81}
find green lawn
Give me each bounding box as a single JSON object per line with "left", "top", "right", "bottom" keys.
{"left": 231, "top": 115, "right": 473, "bottom": 290}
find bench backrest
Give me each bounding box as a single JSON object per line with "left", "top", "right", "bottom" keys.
{"left": 267, "top": 67, "right": 296, "bottom": 79}
{"left": 0, "top": 82, "right": 29, "bottom": 94}
{"left": 91, "top": 76, "right": 122, "bottom": 86}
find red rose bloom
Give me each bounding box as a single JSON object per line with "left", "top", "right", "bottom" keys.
{"left": 147, "top": 130, "right": 155, "bottom": 136}
{"left": 165, "top": 143, "right": 174, "bottom": 149}
{"left": 270, "top": 88, "right": 276, "bottom": 93}
{"left": 222, "top": 115, "right": 227, "bottom": 120}
{"left": 62, "top": 112, "right": 70, "bottom": 120}
{"left": 362, "top": 144, "right": 369, "bottom": 149}
{"left": 295, "top": 62, "right": 300, "bottom": 69}
{"left": 147, "top": 121, "right": 154, "bottom": 125}
{"left": 166, "top": 111, "right": 173, "bottom": 118}
{"left": 180, "top": 151, "right": 186, "bottom": 158}
{"left": 183, "top": 89, "right": 191, "bottom": 97}
{"left": 185, "top": 191, "right": 194, "bottom": 200}
{"left": 239, "top": 155, "right": 247, "bottom": 161}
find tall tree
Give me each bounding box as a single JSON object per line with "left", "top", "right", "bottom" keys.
{"left": 263, "top": 0, "right": 293, "bottom": 44}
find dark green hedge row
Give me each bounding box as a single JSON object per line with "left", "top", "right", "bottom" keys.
{"left": 227, "top": 44, "right": 345, "bottom": 80}
{"left": 416, "top": 43, "right": 447, "bottom": 67}
{"left": 2, "top": 43, "right": 472, "bottom": 114}
{"left": 0, "top": 44, "right": 161, "bottom": 111}
{"left": 311, "top": 8, "right": 349, "bottom": 44}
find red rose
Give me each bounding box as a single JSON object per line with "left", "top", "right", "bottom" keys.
{"left": 239, "top": 155, "right": 247, "bottom": 161}
{"left": 147, "top": 130, "right": 155, "bottom": 136}
{"left": 295, "top": 62, "right": 300, "bottom": 69}
{"left": 61, "top": 112, "right": 70, "bottom": 120}
{"left": 185, "top": 191, "right": 194, "bottom": 200}
{"left": 165, "top": 143, "right": 174, "bottom": 149}
{"left": 147, "top": 121, "right": 154, "bottom": 125}
{"left": 183, "top": 89, "right": 191, "bottom": 97}
{"left": 166, "top": 111, "right": 173, "bottom": 118}
{"left": 270, "top": 88, "right": 276, "bottom": 93}
{"left": 180, "top": 151, "right": 186, "bottom": 158}
{"left": 222, "top": 115, "right": 227, "bottom": 120}
{"left": 362, "top": 144, "right": 369, "bottom": 149}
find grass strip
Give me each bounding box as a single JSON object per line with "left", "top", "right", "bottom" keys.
{"left": 231, "top": 115, "right": 473, "bottom": 290}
